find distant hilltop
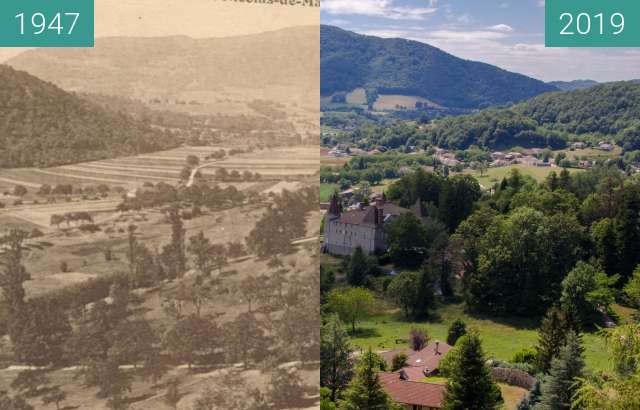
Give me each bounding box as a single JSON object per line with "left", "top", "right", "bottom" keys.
{"left": 321, "top": 25, "right": 557, "bottom": 110}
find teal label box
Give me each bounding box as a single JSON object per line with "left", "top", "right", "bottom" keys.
{"left": 546, "top": 0, "right": 640, "bottom": 47}
{"left": 0, "top": 0, "right": 94, "bottom": 47}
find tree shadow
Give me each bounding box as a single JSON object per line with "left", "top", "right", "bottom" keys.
{"left": 349, "top": 327, "right": 381, "bottom": 338}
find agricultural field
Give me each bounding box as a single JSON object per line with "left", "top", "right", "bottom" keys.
{"left": 466, "top": 164, "right": 584, "bottom": 185}
{"left": 373, "top": 94, "right": 441, "bottom": 111}
{"left": 0, "top": 138, "right": 321, "bottom": 408}
{"left": 0, "top": 145, "right": 319, "bottom": 193}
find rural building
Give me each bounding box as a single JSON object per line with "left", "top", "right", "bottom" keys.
{"left": 380, "top": 341, "right": 452, "bottom": 380}
{"left": 379, "top": 372, "right": 445, "bottom": 410}
{"left": 322, "top": 194, "right": 427, "bottom": 256}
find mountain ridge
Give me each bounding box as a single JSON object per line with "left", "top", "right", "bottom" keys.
{"left": 7, "top": 26, "right": 320, "bottom": 105}
{"left": 0, "top": 64, "right": 177, "bottom": 168}
{"left": 320, "top": 25, "right": 557, "bottom": 110}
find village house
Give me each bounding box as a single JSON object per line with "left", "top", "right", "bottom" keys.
{"left": 598, "top": 141, "right": 615, "bottom": 151}
{"left": 379, "top": 372, "right": 445, "bottom": 410}
{"left": 376, "top": 341, "right": 452, "bottom": 409}
{"left": 380, "top": 341, "right": 453, "bottom": 380}
{"left": 322, "top": 194, "right": 427, "bottom": 256}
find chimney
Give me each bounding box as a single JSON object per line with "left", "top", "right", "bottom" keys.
{"left": 377, "top": 207, "right": 384, "bottom": 225}
{"left": 435, "top": 341, "right": 440, "bottom": 355}
{"left": 399, "top": 370, "right": 408, "bottom": 380}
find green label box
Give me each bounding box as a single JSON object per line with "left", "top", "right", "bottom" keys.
{"left": 0, "top": 0, "right": 93, "bottom": 47}
{"left": 546, "top": 0, "right": 640, "bottom": 47}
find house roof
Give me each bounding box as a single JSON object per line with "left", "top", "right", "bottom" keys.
{"left": 406, "top": 341, "right": 452, "bottom": 369}
{"left": 397, "top": 366, "right": 429, "bottom": 381}
{"left": 379, "top": 372, "right": 446, "bottom": 408}
{"left": 333, "top": 201, "right": 410, "bottom": 227}
{"left": 380, "top": 341, "right": 452, "bottom": 372}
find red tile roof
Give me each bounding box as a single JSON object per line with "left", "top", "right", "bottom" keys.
{"left": 397, "top": 366, "right": 429, "bottom": 381}
{"left": 406, "top": 341, "right": 452, "bottom": 371}
{"left": 379, "top": 372, "right": 446, "bottom": 408}
{"left": 380, "top": 341, "right": 453, "bottom": 375}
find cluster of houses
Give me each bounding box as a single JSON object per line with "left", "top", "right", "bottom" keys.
{"left": 489, "top": 150, "right": 549, "bottom": 168}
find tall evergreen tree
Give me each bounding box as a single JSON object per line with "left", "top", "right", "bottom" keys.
{"left": 162, "top": 205, "right": 186, "bottom": 278}
{"left": 0, "top": 230, "right": 30, "bottom": 340}
{"left": 338, "top": 348, "right": 400, "bottom": 410}
{"left": 443, "top": 332, "right": 503, "bottom": 410}
{"left": 533, "top": 331, "right": 585, "bottom": 410}
{"left": 321, "top": 315, "right": 354, "bottom": 402}
{"left": 345, "top": 247, "right": 370, "bottom": 286}
{"left": 535, "top": 307, "right": 570, "bottom": 374}
{"left": 616, "top": 186, "right": 640, "bottom": 282}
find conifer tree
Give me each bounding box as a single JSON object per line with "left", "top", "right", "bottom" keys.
{"left": 338, "top": 348, "right": 400, "bottom": 410}
{"left": 321, "top": 315, "right": 354, "bottom": 402}
{"left": 533, "top": 331, "right": 585, "bottom": 410}
{"left": 535, "top": 307, "right": 569, "bottom": 374}
{"left": 443, "top": 332, "right": 503, "bottom": 410}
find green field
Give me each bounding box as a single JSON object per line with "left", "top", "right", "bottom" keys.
{"left": 321, "top": 183, "right": 339, "bottom": 202}
{"left": 467, "top": 164, "right": 584, "bottom": 186}
{"left": 349, "top": 302, "right": 609, "bottom": 372}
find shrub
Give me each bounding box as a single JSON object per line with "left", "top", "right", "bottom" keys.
{"left": 447, "top": 319, "right": 467, "bottom": 346}
{"left": 409, "top": 328, "right": 429, "bottom": 351}
{"left": 391, "top": 353, "right": 408, "bottom": 371}
{"left": 512, "top": 347, "right": 537, "bottom": 366}
{"left": 60, "top": 261, "right": 69, "bottom": 273}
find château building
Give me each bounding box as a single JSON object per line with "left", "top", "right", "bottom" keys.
{"left": 322, "top": 194, "right": 427, "bottom": 256}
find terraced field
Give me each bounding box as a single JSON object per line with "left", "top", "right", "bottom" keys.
{"left": 0, "top": 145, "right": 319, "bottom": 191}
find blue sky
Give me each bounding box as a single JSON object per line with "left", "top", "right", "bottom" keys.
{"left": 321, "top": 0, "right": 640, "bottom": 82}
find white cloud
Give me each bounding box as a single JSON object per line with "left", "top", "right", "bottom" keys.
{"left": 456, "top": 14, "right": 472, "bottom": 24}
{"left": 488, "top": 24, "right": 514, "bottom": 32}
{"left": 427, "top": 30, "right": 508, "bottom": 41}
{"left": 322, "top": 0, "right": 437, "bottom": 21}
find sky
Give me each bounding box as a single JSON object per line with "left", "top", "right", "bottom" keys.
{"left": 321, "top": 0, "right": 640, "bottom": 82}
{"left": 0, "top": 0, "right": 319, "bottom": 62}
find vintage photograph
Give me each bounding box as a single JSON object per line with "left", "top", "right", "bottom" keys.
{"left": 320, "top": 1, "right": 640, "bottom": 409}
{"left": 0, "top": 1, "right": 319, "bottom": 409}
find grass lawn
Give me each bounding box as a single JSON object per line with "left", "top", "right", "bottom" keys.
{"left": 320, "top": 183, "right": 339, "bottom": 202}
{"left": 467, "top": 164, "right": 584, "bottom": 185}
{"left": 349, "top": 302, "right": 609, "bottom": 372}
{"left": 419, "top": 376, "right": 447, "bottom": 385}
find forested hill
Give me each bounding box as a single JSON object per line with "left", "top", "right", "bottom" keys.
{"left": 547, "top": 80, "right": 599, "bottom": 91}
{"left": 320, "top": 25, "right": 557, "bottom": 109}
{"left": 0, "top": 65, "right": 177, "bottom": 168}
{"left": 426, "top": 81, "right": 640, "bottom": 150}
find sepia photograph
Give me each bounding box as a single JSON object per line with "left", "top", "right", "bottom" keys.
{"left": 0, "top": 0, "right": 320, "bottom": 409}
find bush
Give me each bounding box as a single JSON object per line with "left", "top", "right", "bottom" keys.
{"left": 512, "top": 347, "right": 537, "bottom": 365}
{"left": 392, "top": 353, "right": 408, "bottom": 371}
{"left": 447, "top": 319, "right": 467, "bottom": 346}
{"left": 60, "top": 261, "right": 69, "bottom": 273}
